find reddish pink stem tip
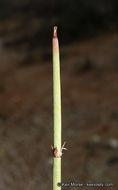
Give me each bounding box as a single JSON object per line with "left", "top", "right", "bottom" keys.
{"left": 53, "top": 26, "right": 57, "bottom": 37}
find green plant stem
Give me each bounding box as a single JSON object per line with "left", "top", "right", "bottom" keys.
{"left": 53, "top": 158, "right": 61, "bottom": 190}
{"left": 52, "top": 26, "right": 61, "bottom": 190}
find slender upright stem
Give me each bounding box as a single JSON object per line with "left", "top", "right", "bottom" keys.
{"left": 52, "top": 26, "right": 62, "bottom": 190}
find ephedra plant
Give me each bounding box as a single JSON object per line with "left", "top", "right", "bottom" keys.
{"left": 51, "top": 26, "right": 67, "bottom": 190}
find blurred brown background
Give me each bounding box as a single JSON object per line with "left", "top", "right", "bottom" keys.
{"left": 0, "top": 0, "right": 118, "bottom": 189}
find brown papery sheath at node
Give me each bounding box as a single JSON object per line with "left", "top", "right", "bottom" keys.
{"left": 53, "top": 26, "right": 57, "bottom": 38}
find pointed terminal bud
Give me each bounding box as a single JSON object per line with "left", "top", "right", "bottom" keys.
{"left": 52, "top": 26, "right": 59, "bottom": 53}
{"left": 53, "top": 26, "right": 57, "bottom": 38}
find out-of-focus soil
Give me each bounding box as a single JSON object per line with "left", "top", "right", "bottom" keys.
{"left": 0, "top": 30, "right": 118, "bottom": 190}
